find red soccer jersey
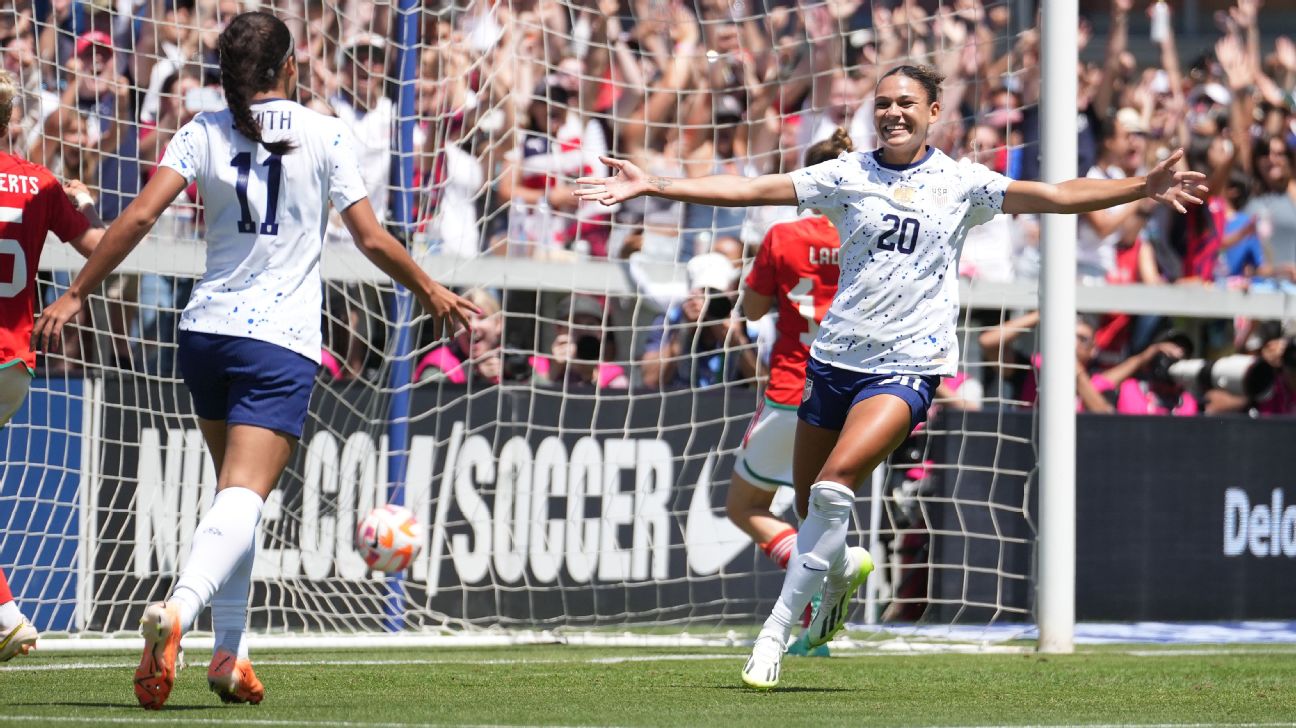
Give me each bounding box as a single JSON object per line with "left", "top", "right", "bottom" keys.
{"left": 0, "top": 153, "right": 90, "bottom": 371}
{"left": 745, "top": 215, "right": 840, "bottom": 406}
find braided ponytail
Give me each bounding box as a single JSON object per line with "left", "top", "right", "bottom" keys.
{"left": 804, "top": 127, "right": 854, "bottom": 167}
{"left": 218, "top": 12, "right": 296, "bottom": 156}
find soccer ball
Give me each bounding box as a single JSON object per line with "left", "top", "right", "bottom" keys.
{"left": 355, "top": 504, "right": 423, "bottom": 573}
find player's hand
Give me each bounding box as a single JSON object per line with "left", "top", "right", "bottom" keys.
{"left": 32, "top": 291, "right": 83, "bottom": 354}
{"left": 575, "top": 156, "right": 651, "bottom": 206}
{"left": 420, "top": 282, "right": 480, "bottom": 337}
{"left": 1145, "top": 149, "right": 1208, "bottom": 214}
{"left": 475, "top": 351, "right": 503, "bottom": 382}
{"left": 63, "top": 179, "right": 94, "bottom": 208}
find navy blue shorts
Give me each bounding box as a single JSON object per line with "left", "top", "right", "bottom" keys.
{"left": 177, "top": 330, "right": 318, "bottom": 438}
{"left": 798, "top": 357, "right": 939, "bottom": 432}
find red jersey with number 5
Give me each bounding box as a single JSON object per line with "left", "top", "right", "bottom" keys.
{"left": 0, "top": 154, "right": 90, "bottom": 372}
{"left": 745, "top": 215, "right": 840, "bottom": 406}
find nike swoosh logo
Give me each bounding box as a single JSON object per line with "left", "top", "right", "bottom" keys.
{"left": 684, "top": 452, "right": 796, "bottom": 576}
{"left": 802, "top": 564, "right": 827, "bottom": 572}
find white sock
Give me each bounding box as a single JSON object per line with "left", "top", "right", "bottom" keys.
{"left": 0, "top": 600, "right": 23, "bottom": 631}
{"left": 758, "top": 481, "right": 855, "bottom": 644}
{"left": 212, "top": 546, "right": 253, "bottom": 660}
{"left": 170, "top": 486, "right": 264, "bottom": 632}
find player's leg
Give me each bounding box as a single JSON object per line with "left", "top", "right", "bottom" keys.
{"left": 206, "top": 548, "right": 264, "bottom": 704}
{"left": 726, "top": 476, "right": 790, "bottom": 560}
{"left": 0, "top": 566, "right": 38, "bottom": 662}
{"left": 1, "top": 368, "right": 39, "bottom": 662}
{"left": 802, "top": 394, "right": 912, "bottom": 646}
{"left": 193, "top": 414, "right": 262, "bottom": 702}
{"left": 743, "top": 365, "right": 845, "bottom": 689}
{"left": 139, "top": 424, "right": 290, "bottom": 709}
{"left": 0, "top": 364, "right": 32, "bottom": 428}
{"left": 137, "top": 333, "right": 308, "bottom": 708}
{"left": 200, "top": 423, "right": 288, "bottom": 705}
{"left": 727, "top": 402, "right": 799, "bottom": 564}
{"left": 728, "top": 402, "right": 831, "bottom": 655}
{"left": 742, "top": 418, "right": 840, "bottom": 688}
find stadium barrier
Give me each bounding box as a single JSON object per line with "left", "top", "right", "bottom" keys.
{"left": 7, "top": 381, "right": 1292, "bottom": 637}
{"left": 931, "top": 411, "right": 1296, "bottom": 622}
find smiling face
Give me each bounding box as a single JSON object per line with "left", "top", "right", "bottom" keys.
{"left": 873, "top": 72, "right": 939, "bottom": 164}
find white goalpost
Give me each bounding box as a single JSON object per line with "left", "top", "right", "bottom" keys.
{"left": 2, "top": 0, "right": 1074, "bottom": 651}
{"left": 1036, "top": 0, "right": 1078, "bottom": 655}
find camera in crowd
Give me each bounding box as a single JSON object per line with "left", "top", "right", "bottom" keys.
{"left": 703, "top": 288, "right": 735, "bottom": 322}
{"left": 1168, "top": 355, "right": 1276, "bottom": 400}
{"left": 574, "top": 333, "right": 603, "bottom": 361}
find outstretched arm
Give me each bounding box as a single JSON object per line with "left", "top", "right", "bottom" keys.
{"left": 339, "top": 199, "right": 479, "bottom": 335}
{"left": 32, "top": 168, "right": 189, "bottom": 353}
{"left": 1002, "top": 148, "right": 1207, "bottom": 215}
{"left": 576, "top": 156, "right": 797, "bottom": 208}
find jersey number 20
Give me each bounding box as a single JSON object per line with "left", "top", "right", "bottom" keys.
{"left": 877, "top": 214, "right": 920, "bottom": 254}
{"left": 231, "top": 152, "right": 283, "bottom": 236}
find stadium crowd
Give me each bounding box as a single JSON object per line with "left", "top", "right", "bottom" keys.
{"left": 3, "top": 0, "right": 1296, "bottom": 413}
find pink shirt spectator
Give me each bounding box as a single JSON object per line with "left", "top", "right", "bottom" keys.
{"left": 414, "top": 345, "right": 474, "bottom": 385}
{"left": 1113, "top": 379, "right": 1198, "bottom": 416}
{"left": 1024, "top": 355, "right": 1110, "bottom": 412}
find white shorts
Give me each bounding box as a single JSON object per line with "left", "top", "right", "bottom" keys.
{"left": 0, "top": 363, "right": 32, "bottom": 428}
{"left": 734, "top": 399, "right": 798, "bottom": 492}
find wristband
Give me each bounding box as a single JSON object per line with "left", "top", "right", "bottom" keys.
{"left": 74, "top": 192, "right": 95, "bottom": 209}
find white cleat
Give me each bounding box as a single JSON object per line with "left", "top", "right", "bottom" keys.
{"left": 807, "top": 546, "right": 873, "bottom": 648}
{"left": 741, "top": 634, "right": 785, "bottom": 690}
{"left": 0, "top": 620, "right": 38, "bottom": 662}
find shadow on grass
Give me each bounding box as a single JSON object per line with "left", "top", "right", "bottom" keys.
{"left": 10, "top": 701, "right": 221, "bottom": 712}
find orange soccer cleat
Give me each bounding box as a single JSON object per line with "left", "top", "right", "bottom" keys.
{"left": 134, "top": 602, "right": 183, "bottom": 710}
{"left": 207, "top": 648, "right": 265, "bottom": 704}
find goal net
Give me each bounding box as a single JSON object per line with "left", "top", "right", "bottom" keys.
{"left": 1, "top": 0, "right": 1044, "bottom": 643}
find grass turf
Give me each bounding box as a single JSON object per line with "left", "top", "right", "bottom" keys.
{"left": 1, "top": 644, "right": 1294, "bottom": 727}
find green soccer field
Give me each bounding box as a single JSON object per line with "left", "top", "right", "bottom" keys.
{"left": 2, "top": 643, "right": 1296, "bottom": 727}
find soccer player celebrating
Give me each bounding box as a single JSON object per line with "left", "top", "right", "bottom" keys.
{"left": 0, "top": 66, "right": 105, "bottom": 662}
{"left": 577, "top": 64, "right": 1207, "bottom": 690}
{"left": 33, "top": 12, "right": 476, "bottom": 708}
{"left": 729, "top": 129, "right": 852, "bottom": 657}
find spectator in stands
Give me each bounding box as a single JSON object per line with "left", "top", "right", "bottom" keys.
{"left": 639, "top": 252, "right": 756, "bottom": 390}
{"left": 1087, "top": 332, "right": 1200, "bottom": 416}
{"left": 330, "top": 34, "right": 392, "bottom": 234}
{"left": 414, "top": 288, "right": 517, "bottom": 386}
{"left": 958, "top": 123, "right": 1018, "bottom": 284}
{"left": 978, "top": 310, "right": 1112, "bottom": 413}
{"left": 1076, "top": 108, "right": 1151, "bottom": 283}
{"left": 498, "top": 71, "right": 611, "bottom": 258}
{"left": 1220, "top": 171, "right": 1265, "bottom": 279}
{"left": 680, "top": 93, "right": 752, "bottom": 260}
{"left": 137, "top": 0, "right": 198, "bottom": 126}
{"left": 1246, "top": 134, "right": 1296, "bottom": 283}
{"left": 417, "top": 40, "right": 487, "bottom": 257}
{"left": 535, "top": 295, "right": 628, "bottom": 390}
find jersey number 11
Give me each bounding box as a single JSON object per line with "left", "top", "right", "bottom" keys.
{"left": 231, "top": 152, "right": 283, "bottom": 236}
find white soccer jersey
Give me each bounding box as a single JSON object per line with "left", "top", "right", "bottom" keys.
{"left": 160, "top": 99, "right": 369, "bottom": 363}
{"left": 789, "top": 147, "right": 1011, "bottom": 376}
